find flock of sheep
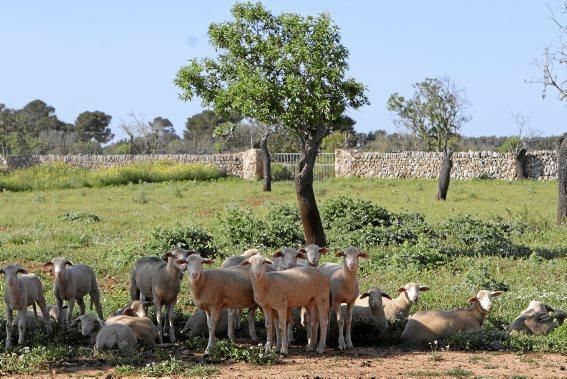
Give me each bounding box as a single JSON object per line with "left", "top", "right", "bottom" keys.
{"left": 1, "top": 245, "right": 565, "bottom": 355}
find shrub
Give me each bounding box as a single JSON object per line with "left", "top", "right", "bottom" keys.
{"left": 389, "top": 238, "right": 448, "bottom": 269}
{"left": 321, "top": 196, "right": 393, "bottom": 231}
{"left": 207, "top": 340, "right": 280, "bottom": 365}
{"left": 116, "top": 357, "right": 218, "bottom": 377}
{"left": 259, "top": 203, "right": 304, "bottom": 249}
{"left": 271, "top": 164, "right": 294, "bottom": 181}
{"left": 444, "top": 329, "right": 509, "bottom": 351}
{"left": 59, "top": 211, "right": 101, "bottom": 223}
{"left": 146, "top": 224, "right": 218, "bottom": 258}
{"left": 216, "top": 206, "right": 266, "bottom": 250}
{"left": 463, "top": 261, "right": 510, "bottom": 292}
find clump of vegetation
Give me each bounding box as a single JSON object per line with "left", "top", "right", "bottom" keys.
{"left": 0, "top": 161, "right": 222, "bottom": 191}
{"left": 0, "top": 346, "right": 67, "bottom": 375}
{"left": 59, "top": 211, "right": 101, "bottom": 223}
{"left": 116, "top": 357, "right": 218, "bottom": 377}
{"left": 146, "top": 224, "right": 218, "bottom": 258}
{"left": 207, "top": 340, "right": 280, "bottom": 366}
{"left": 463, "top": 261, "right": 510, "bottom": 292}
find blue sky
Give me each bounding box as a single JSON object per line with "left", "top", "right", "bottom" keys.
{"left": 1, "top": 0, "right": 565, "bottom": 140}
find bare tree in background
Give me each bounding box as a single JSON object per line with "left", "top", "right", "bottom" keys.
{"left": 502, "top": 114, "right": 539, "bottom": 179}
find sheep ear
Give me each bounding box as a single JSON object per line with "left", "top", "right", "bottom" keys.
{"left": 239, "top": 259, "right": 250, "bottom": 266}
{"left": 43, "top": 262, "right": 53, "bottom": 271}
{"left": 70, "top": 317, "right": 81, "bottom": 327}
{"left": 381, "top": 292, "right": 392, "bottom": 300}
{"left": 65, "top": 260, "right": 74, "bottom": 267}
{"left": 296, "top": 251, "right": 306, "bottom": 259}
{"left": 358, "top": 251, "right": 369, "bottom": 259}
{"left": 264, "top": 259, "right": 273, "bottom": 265}
{"left": 359, "top": 292, "right": 369, "bottom": 299}
{"left": 162, "top": 251, "right": 174, "bottom": 261}
{"left": 397, "top": 287, "right": 406, "bottom": 294}
{"left": 203, "top": 259, "right": 214, "bottom": 265}
{"left": 419, "top": 286, "right": 430, "bottom": 292}
{"left": 123, "top": 308, "right": 137, "bottom": 317}
{"left": 17, "top": 268, "right": 28, "bottom": 274}
{"left": 544, "top": 304, "right": 555, "bottom": 313}
{"left": 319, "top": 247, "right": 329, "bottom": 254}
{"left": 490, "top": 291, "right": 504, "bottom": 297}
{"left": 468, "top": 296, "right": 478, "bottom": 304}
{"left": 335, "top": 251, "right": 345, "bottom": 257}
{"left": 187, "top": 250, "right": 197, "bottom": 256}
{"left": 272, "top": 251, "right": 283, "bottom": 258}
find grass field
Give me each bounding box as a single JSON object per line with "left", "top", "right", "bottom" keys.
{"left": 0, "top": 174, "right": 566, "bottom": 374}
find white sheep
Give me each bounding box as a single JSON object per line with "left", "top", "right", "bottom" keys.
{"left": 1, "top": 264, "right": 52, "bottom": 347}
{"left": 345, "top": 287, "right": 391, "bottom": 331}
{"left": 185, "top": 254, "right": 259, "bottom": 354}
{"left": 271, "top": 247, "right": 306, "bottom": 271}
{"left": 509, "top": 301, "right": 566, "bottom": 336}
{"left": 318, "top": 246, "right": 369, "bottom": 350}
{"left": 240, "top": 254, "right": 330, "bottom": 355}
{"left": 401, "top": 290, "right": 504, "bottom": 344}
{"left": 297, "top": 245, "right": 328, "bottom": 267}
{"left": 106, "top": 300, "right": 159, "bottom": 345}
{"left": 43, "top": 257, "right": 103, "bottom": 330}
{"left": 72, "top": 314, "right": 137, "bottom": 352}
{"left": 129, "top": 247, "right": 192, "bottom": 343}
{"left": 383, "top": 283, "right": 430, "bottom": 322}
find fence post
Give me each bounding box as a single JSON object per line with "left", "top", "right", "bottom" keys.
{"left": 241, "top": 148, "right": 263, "bottom": 180}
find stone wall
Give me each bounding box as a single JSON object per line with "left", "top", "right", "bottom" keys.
{"left": 335, "top": 150, "right": 557, "bottom": 180}
{"left": 0, "top": 151, "right": 266, "bottom": 179}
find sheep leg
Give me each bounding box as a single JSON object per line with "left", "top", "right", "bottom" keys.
{"left": 274, "top": 312, "right": 282, "bottom": 352}
{"left": 235, "top": 309, "right": 242, "bottom": 330}
{"left": 154, "top": 299, "right": 164, "bottom": 344}
{"left": 345, "top": 302, "right": 354, "bottom": 349}
{"left": 277, "top": 307, "right": 289, "bottom": 355}
{"left": 332, "top": 301, "right": 345, "bottom": 350}
{"left": 227, "top": 309, "right": 236, "bottom": 341}
{"left": 306, "top": 306, "right": 318, "bottom": 352}
{"left": 66, "top": 298, "right": 76, "bottom": 331}
{"left": 205, "top": 308, "right": 220, "bottom": 355}
{"left": 248, "top": 306, "right": 258, "bottom": 342}
{"left": 77, "top": 298, "right": 86, "bottom": 316}
{"left": 263, "top": 307, "right": 274, "bottom": 354}
{"left": 56, "top": 297, "right": 64, "bottom": 326}
{"left": 316, "top": 303, "right": 328, "bottom": 354}
{"left": 37, "top": 294, "right": 52, "bottom": 334}
{"left": 167, "top": 302, "right": 176, "bottom": 343}
{"left": 5, "top": 307, "right": 13, "bottom": 348}
{"left": 17, "top": 308, "right": 26, "bottom": 345}
{"left": 287, "top": 307, "right": 294, "bottom": 345}
{"left": 91, "top": 290, "right": 104, "bottom": 320}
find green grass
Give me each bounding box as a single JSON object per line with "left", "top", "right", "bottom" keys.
{"left": 0, "top": 176, "right": 566, "bottom": 372}
{"left": 0, "top": 161, "right": 222, "bottom": 191}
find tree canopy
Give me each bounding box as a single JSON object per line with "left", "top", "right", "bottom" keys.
{"left": 74, "top": 111, "right": 114, "bottom": 144}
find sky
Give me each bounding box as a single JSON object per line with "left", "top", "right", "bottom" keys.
{"left": 1, "top": 0, "right": 566, "bottom": 141}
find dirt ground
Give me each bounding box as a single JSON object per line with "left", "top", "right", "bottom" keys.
{"left": 10, "top": 346, "right": 567, "bottom": 378}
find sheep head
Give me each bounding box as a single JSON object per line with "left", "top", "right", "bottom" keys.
{"left": 468, "top": 290, "right": 503, "bottom": 312}
{"left": 336, "top": 246, "right": 369, "bottom": 272}
{"left": 241, "top": 254, "right": 272, "bottom": 280}
{"left": 43, "top": 257, "right": 73, "bottom": 278}
{"left": 71, "top": 314, "right": 104, "bottom": 337}
{"left": 397, "top": 283, "right": 430, "bottom": 304}
{"left": 272, "top": 247, "right": 305, "bottom": 270}
{"left": 186, "top": 254, "right": 213, "bottom": 281}
{"left": 301, "top": 245, "right": 328, "bottom": 267}
{"left": 0, "top": 264, "right": 28, "bottom": 286}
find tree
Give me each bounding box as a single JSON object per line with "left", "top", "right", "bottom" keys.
{"left": 184, "top": 110, "right": 241, "bottom": 153}
{"left": 498, "top": 114, "right": 538, "bottom": 179}
{"left": 387, "top": 77, "right": 470, "bottom": 201}
{"left": 149, "top": 117, "right": 179, "bottom": 152}
{"left": 74, "top": 111, "right": 114, "bottom": 144}
{"left": 175, "top": 2, "right": 368, "bottom": 245}
{"left": 558, "top": 134, "right": 567, "bottom": 224}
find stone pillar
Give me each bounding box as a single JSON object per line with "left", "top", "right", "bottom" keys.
{"left": 335, "top": 149, "right": 353, "bottom": 178}
{"left": 241, "top": 148, "right": 263, "bottom": 180}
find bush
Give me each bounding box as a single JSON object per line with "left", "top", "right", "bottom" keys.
{"left": 59, "top": 211, "right": 101, "bottom": 223}
{"left": 216, "top": 206, "right": 266, "bottom": 250}
{"left": 146, "top": 224, "right": 218, "bottom": 258}
{"left": 207, "top": 340, "right": 280, "bottom": 365}
{"left": 321, "top": 196, "right": 393, "bottom": 231}
{"left": 463, "top": 261, "right": 510, "bottom": 292}
{"left": 271, "top": 164, "right": 294, "bottom": 181}
{"left": 259, "top": 203, "right": 304, "bottom": 249}
{"left": 389, "top": 238, "right": 448, "bottom": 269}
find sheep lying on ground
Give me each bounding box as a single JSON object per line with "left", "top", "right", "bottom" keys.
{"left": 509, "top": 300, "right": 566, "bottom": 336}
{"left": 43, "top": 258, "right": 103, "bottom": 330}
{"left": 401, "top": 290, "right": 504, "bottom": 344}
{"left": 72, "top": 314, "right": 136, "bottom": 352}
{"left": 181, "top": 309, "right": 230, "bottom": 337}
{"left": 346, "top": 287, "right": 391, "bottom": 331}
{"left": 241, "top": 254, "right": 330, "bottom": 355}
{"left": 383, "top": 283, "right": 430, "bottom": 322}
{"left": 1, "top": 264, "right": 52, "bottom": 347}
{"left": 106, "top": 301, "right": 159, "bottom": 345}
{"left": 319, "top": 246, "right": 368, "bottom": 351}
{"left": 129, "top": 247, "right": 192, "bottom": 343}
{"left": 186, "top": 254, "right": 258, "bottom": 354}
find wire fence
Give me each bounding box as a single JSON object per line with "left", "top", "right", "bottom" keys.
{"left": 272, "top": 152, "right": 335, "bottom": 181}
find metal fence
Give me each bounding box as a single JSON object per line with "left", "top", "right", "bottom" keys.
{"left": 272, "top": 152, "right": 335, "bottom": 181}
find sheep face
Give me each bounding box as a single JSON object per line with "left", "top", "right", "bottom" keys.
{"left": 43, "top": 257, "right": 73, "bottom": 278}
{"left": 361, "top": 288, "right": 391, "bottom": 310}
{"left": 522, "top": 301, "right": 554, "bottom": 316}
{"left": 335, "top": 246, "right": 369, "bottom": 272}
{"left": 186, "top": 255, "right": 213, "bottom": 281}
{"left": 0, "top": 264, "right": 28, "bottom": 286}
{"left": 241, "top": 255, "right": 272, "bottom": 279}
{"left": 398, "top": 283, "right": 430, "bottom": 304}
{"left": 469, "top": 290, "right": 503, "bottom": 312}
{"left": 301, "top": 245, "right": 328, "bottom": 267}
{"left": 273, "top": 247, "right": 305, "bottom": 270}
{"left": 72, "top": 315, "right": 103, "bottom": 337}
{"left": 164, "top": 248, "right": 194, "bottom": 272}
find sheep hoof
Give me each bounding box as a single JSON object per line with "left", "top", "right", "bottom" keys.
{"left": 264, "top": 342, "right": 272, "bottom": 354}
{"left": 345, "top": 342, "right": 353, "bottom": 350}
{"left": 317, "top": 346, "right": 325, "bottom": 354}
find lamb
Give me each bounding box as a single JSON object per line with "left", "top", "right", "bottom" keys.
{"left": 129, "top": 247, "right": 192, "bottom": 343}
{"left": 43, "top": 257, "right": 104, "bottom": 330}
{"left": 509, "top": 301, "right": 566, "bottom": 336}
{"left": 344, "top": 287, "right": 391, "bottom": 331}
{"left": 383, "top": 283, "right": 430, "bottom": 322}
{"left": 297, "top": 245, "right": 328, "bottom": 267}
{"left": 401, "top": 290, "right": 504, "bottom": 344}
{"left": 185, "top": 254, "right": 259, "bottom": 354}
{"left": 1, "top": 264, "right": 52, "bottom": 347}
{"left": 240, "top": 254, "right": 330, "bottom": 355}
{"left": 271, "top": 247, "right": 306, "bottom": 271}
{"left": 180, "top": 309, "right": 230, "bottom": 337}
{"left": 106, "top": 300, "right": 159, "bottom": 345}
{"left": 318, "top": 246, "right": 369, "bottom": 350}
{"left": 71, "top": 314, "right": 136, "bottom": 352}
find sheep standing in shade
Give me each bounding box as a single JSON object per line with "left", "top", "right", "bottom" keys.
{"left": 401, "top": 290, "right": 503, "bottom": 344}
{"left": 241, "top": 254, "right": 330, "bottom": 355}
{"left": 43, "top": 258, "right": 104, "bottom": 330}
{"left": 129, "top": 247, "right": 192, "bottom": 343}
{"left": 383, "top": 283, "right": 430, "bottom": 322}
{"left": 1, "top": 264, "right": 52, "bottom": 347}
{"left": 319, "top": 246, "right": 369, "bottom": 350}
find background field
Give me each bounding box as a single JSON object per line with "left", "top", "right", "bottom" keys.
{"left": 0, "top": 172, "right": 566, "bottom": 374}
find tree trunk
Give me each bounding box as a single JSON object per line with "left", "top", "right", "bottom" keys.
{"left": 295, "top": 139, "right": 326, "bottom": 246}
{"left": 558, "top": 134, "right": 567, "bottom": 224}
{"left": 514, "top": 148, "right": 528, "bottom": 179}
{"left": 260, "top": 133, "right": 272, "bottom": 192}
{"left": 436, "top": 148, "right": 453, "bottom": 201}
